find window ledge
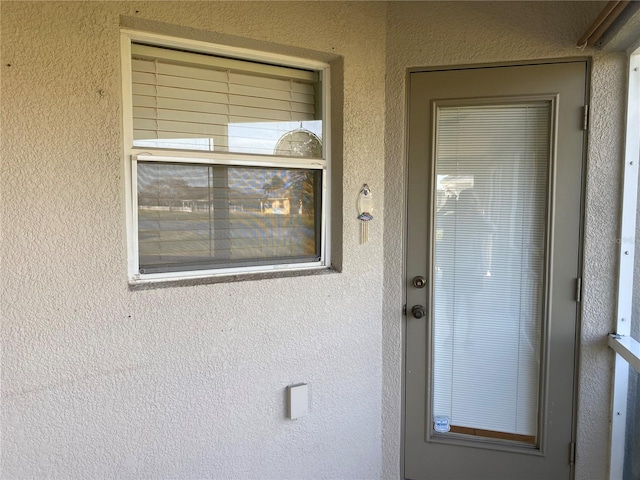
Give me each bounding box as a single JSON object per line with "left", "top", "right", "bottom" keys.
{"left": 128, "top": 266, "right": 338, "bottom": 290}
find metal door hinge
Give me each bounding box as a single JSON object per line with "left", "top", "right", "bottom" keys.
{"left": 575, "top": 278, "right": 582, "bottom": 302}
{"left": 582, "top": 105, "right": 589, "bottom": 131}
{"left": 569, "top": 441, "right": 576, "bottom": 465}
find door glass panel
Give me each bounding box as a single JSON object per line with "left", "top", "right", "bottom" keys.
{"left": 432, "top": 103, "right": 550, "bottom": 444}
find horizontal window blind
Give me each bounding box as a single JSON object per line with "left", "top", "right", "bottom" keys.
{"left": 137, "top": 162, "right": 322, "bottom": 273}
{"left": 432, "top": 103, "right": 550, "bottom": 440}
{"left": 131, "top": 44, "right": 321, "bottom": 156}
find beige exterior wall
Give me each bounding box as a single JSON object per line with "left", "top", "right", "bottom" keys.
{"left": 0, "top": 1, "right": 630, "bottom": 479}
{"left": 1, "top": 2, "right": 386, "bottom": 478}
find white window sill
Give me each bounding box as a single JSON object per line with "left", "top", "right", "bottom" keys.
{"left": 128, "top": 265, "right": 337, "bottom": 290}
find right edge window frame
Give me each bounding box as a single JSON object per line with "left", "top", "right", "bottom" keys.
{"left": 609, "top": 45, "right": 640, "bottom": 480}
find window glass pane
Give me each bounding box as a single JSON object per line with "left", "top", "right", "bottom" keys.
{"left": 137, "top": 162, "right": 321, "bottom": 273}
{"left": 624, "top": 366, "right": 640, "bottom": 480}
{"left": 633, "top": 168, "right": 640, "bottom": 343}
{"left": 629, "top": 165, "right": 640, "bottom": 480}
{"left": 131, "top": 46, "right": 323, "bottom": 158}
{"left": 432, "top": 103, "right": 550, "bottom": 444}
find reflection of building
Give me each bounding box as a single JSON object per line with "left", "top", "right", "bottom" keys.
{"left": 261, "top": 197, "right": 290, "bottom": 215}
{"left": 138, "top": 185, "right": 295, "bottom": 216}
{"left": 136, "top": 166, "right": 310, "bottom": 216}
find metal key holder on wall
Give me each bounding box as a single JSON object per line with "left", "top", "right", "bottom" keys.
{"left": 357, "top": 184, "right": 373, "bottom": 244}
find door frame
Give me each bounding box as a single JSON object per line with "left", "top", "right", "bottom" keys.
{"left": 400, "top": 57, "right": 591, "bottom": 479}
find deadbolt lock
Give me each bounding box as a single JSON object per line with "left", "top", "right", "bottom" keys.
{"left": 412, "top": 276, "right": 427, "bottom": 288}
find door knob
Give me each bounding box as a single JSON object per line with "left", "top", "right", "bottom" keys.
{"left": 411, "top": 305, "right": 426, "bottom": 319}
{"left": 413, "top": 276, "right": 427, "bottom": 288}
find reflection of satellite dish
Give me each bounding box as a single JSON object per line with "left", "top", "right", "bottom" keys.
{"left": 274, "top": 128, "right": 322, "bottom": 158}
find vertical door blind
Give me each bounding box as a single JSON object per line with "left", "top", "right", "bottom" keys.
{"left": 131, "top": 43, "right": 321, "bottom": 156}
{"left": 432, "top": 103, "right": 551, "bottom": 440}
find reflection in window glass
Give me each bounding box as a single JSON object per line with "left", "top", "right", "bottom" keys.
{"left": 137, "top": 163, "right": 321, "bottom": 274}
{"left": 133, "top": 121, "right": 323, "bottom": 156}
{"left": 229, "top": 121, "right": 322, "bottom": 156}
{"left": 134, "top": 137, "right": 214, "bottom": 151}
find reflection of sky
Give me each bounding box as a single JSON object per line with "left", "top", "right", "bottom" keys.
{"left": 134, "top": 120, "right": 322, "bottom": 156}
{"left": 228, "top": 120, "right": 322, "bottom": 155}
{"left": 136, "top": 119, "right": 322, "bottom": 194}
{"left": 135, "top": 138, "right": 212, "bottom": 151}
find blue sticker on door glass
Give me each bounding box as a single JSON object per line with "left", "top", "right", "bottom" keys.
{"left": 434, "top": 416, "right": 451, "bottom": 433}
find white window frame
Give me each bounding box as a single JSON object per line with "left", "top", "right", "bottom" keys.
{"left": 120, "top": 30, "right": 331, "bottom": 284}
{"left": 608, "top": 45, "right": 640, "bottom": 480}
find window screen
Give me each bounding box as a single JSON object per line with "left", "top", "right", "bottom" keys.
{"left": 137, "top": 162, "right": 322, "bottom": 274}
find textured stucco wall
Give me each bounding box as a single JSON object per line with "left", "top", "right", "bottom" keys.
{"left": 1, "top": 1, "right": 631, "bottom": 479}
{"left": 382, "top": 2, "right": 625, "bottom": 479}
{"left": 1, "top": 2, "right": 386, "bottom": 478}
